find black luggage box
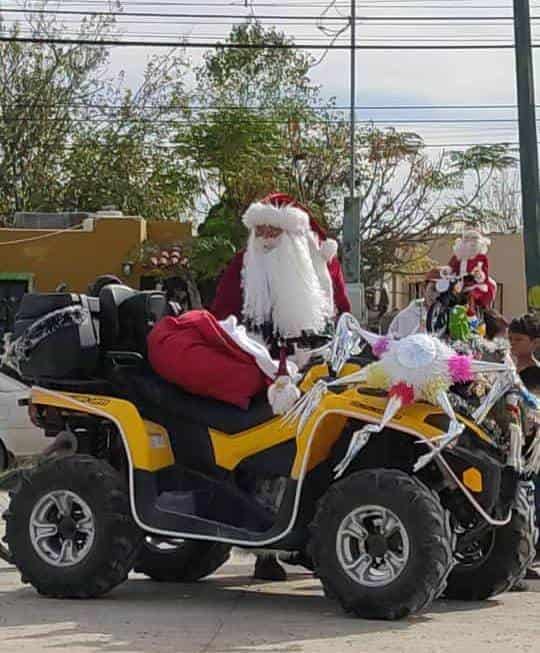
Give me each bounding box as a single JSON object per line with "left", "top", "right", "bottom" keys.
{"left": 12, "top": 293, "right": 100, "bottom": 381}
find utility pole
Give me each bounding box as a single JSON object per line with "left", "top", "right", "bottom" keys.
{"left": 350, "top": 0, "right": 356, "bottom": 203}
{"left": 343, "top": 0, "right": 365, "bottom": 322}
{"left": 513, "top": 0, "right": 540, "bottom": 308}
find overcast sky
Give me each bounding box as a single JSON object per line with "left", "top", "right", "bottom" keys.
{"left": 4, "top": 0, "right": 540, "bottom": 150}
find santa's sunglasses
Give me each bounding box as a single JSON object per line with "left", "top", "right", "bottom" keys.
{"left": 255, "top": 225, "right": 283, "bottom": 240}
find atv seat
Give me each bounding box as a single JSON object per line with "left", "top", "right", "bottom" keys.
{"left": 99, "top": 284, "right": 169, "bottom": 358}
{"left": 112, "top": 367, "right": 275, "bottom": 435}
{"left": 99, "top": 285, "right": 276, "bottom": 435}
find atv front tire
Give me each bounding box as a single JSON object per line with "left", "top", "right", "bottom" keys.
{"left": 444, "top": 482, "right": 538, "bottom": 600}
{"left": 310, "top": 469, "right": 454, "bottom": 620}
{"left": 134, "top": 538, "right": 231, "bottom": 582}
{"left": 5, "top": 455, "right": 142, "bottom": 598}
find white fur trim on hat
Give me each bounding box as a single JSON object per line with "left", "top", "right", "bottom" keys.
{"left": 242, "top": 201, "right": 310, "bottom": 234}
{"left": 319, "top": 238, "right": 338, "bottom": 262}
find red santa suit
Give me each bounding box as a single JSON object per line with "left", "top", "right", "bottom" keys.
{"left": 448, "top": 235, "right": 497, "bottom": 309}
{"left": 211, "top": 193, "right": 351, "bottom": 347}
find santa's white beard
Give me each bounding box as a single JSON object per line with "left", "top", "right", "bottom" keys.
{"left": 242, "top": 232, "right": 334, "bottom": 338}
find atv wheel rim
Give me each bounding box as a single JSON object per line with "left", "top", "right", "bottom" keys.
{"left": 29, "top": 490, "right": 96, "bottom": 567}
{"left": 336, "top": 505, "right": 410, "bottom": 588}
{"left": 455, "top": 530, "right": 496, "bottom": 569}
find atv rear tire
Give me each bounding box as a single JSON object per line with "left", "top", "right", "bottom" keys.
{"left": 444, "top": 482, "right": 538, "bottom": 601}
{"left": 310, "top": 468, "right": 454, "bottom": 620}
{"left": 5, "top": 455, "right": 142, "bottom": 598}
{"left": 134, "top": 538, "right": 231, "bottom": 582}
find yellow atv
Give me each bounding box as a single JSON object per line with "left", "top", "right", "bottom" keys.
{"left": 1, "top": 287, "right": 536, "bottom": 620}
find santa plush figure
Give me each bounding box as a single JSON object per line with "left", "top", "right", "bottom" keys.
{"left": 211, "top": 192, "right": 351, "bottom": 353}
{"left": 448, "top": 229, "right": 497, "bottom": 310}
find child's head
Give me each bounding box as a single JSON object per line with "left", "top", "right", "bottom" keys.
{"left": 508, "top": 313, "right": 540, "bottom": 358}
{"left": 484, "top": 309, "right": 508, "bottom": 341}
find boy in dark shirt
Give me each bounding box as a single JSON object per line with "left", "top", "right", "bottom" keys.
{"left": 509, "top": 313, "right": 540, "bottom": 583}
{"left": 509, "top": 314, "right": 540, "bottom": 387}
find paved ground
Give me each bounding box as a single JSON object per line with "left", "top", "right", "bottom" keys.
{"left": 0, "top": 552, "right": 539, "bottom": 653}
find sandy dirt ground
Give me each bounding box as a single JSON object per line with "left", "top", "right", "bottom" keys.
{"left": 0, "top": 551, "right": 539, "bottom": 653}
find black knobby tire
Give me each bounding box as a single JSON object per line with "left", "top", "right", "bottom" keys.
{"left": 134, "top": 538, "right": 231, "bottom": 582}
{"left": 310, "top": 468, "right": 454, "bottom": 621}
{"left": 5, "top": 455, "right": 143, "bottom": 598}
{"left": 444, "top": 483, "right": 538, "bottom": 601}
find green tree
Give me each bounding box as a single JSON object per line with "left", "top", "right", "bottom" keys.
{"left": 61, "top": 52, "right": 199, "bottom": 218}
{"left": 181, "top": 22, "right": 516, "bottom": 285}
{"left": 0, "top": 5, "right": 198, "bottom": 220}
{"left": 0, "top": 8, "right": 113, "bottom": 217}
{"left": 180, "top": 22, "right": 348, "bottom": 276}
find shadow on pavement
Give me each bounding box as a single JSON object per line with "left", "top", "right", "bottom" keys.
{"left": 0, "top": 566, "right": 533, "bottom": 653}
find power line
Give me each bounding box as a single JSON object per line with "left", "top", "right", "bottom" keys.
{"left": 0, "top": 116, "right": 525, "bottom": 124}
{"left": 1, "top": 8, "right": 536, "bottom": 21}
{"left": 0, "top": 114, "right": 527, "bottom": 126}
{"left": 2, "top": 101, "right": 524, "bottom": 111}
{"left": 0, "top": 35, "right": 521, "bottom": 49}
{"left": 10, "top": 2, "right": 526, "bottom": 6}
{"left": 3, "top": 27, "right": 524, "bottom": 42}
{"left": 3, "top": 21, "right": 524, "bottom": 42}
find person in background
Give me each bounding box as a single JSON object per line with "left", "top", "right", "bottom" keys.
{"left": 483, "top": 309, "right": 509, "bottom": 342}
{"left": 508, "top": 313, "right": 540, "bottom": 586}
{"left": 448, "top": 229, "right": 497, "bottom": 311}
{"left": 509, "top": 314, "right": 540, "bottom": 389}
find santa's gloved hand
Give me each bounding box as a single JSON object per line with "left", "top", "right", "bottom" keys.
{"left": 268, "top": 375, "right": 301, "bottom": 415}
{"left": 472, "top": 264, "right": 486, "bottom": 283}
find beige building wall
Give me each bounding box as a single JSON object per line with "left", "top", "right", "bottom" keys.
{"left": 0, "top": 217, "right": 191, "bottom": 293}
{"left": 392, "top": 233, "right": 528, "bottom": 319}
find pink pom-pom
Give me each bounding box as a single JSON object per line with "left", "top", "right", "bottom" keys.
{"left": 448, "top": 354, "right": 474, "bottom": 383}
{"left": 389, "top": 382, "right": 415, "bottom": 406}
{"left": 150, "top": 256, "right": 158, "bottom": 267}
{"left": 372, "top": 337, "right": 391, "bottom": 358}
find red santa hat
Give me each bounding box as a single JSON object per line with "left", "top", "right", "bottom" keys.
{"left": 242, "top": 192, "right": 338, "bottom": 262}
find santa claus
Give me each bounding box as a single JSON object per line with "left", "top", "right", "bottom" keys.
{"left": 211, "top": 192, "right": 350, "bottom": 583}
{"left": 211, "top": 192, "right": 351, "bottom": 353}
{"left": 448, "top": 229, "right": 497, "bottom": 310}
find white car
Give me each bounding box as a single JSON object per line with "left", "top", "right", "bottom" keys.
{"left": 0, "top": 371, "right": 45, "bottom": 470}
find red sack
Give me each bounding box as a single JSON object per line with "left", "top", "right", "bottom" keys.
{"left": 147, "top": 310, "right": 270, "bottom": 410}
